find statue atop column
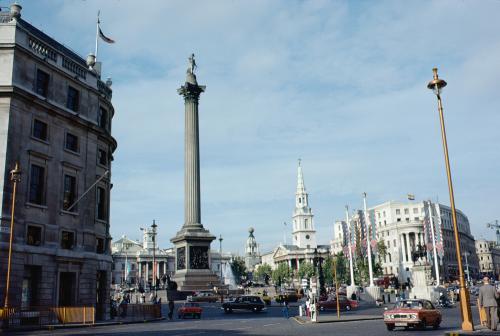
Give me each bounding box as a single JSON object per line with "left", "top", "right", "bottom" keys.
{"left": 187, "top": 53, "right": 197, "bottom": 74}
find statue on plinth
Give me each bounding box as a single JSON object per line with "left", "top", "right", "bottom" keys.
{"left": 187, "top": 53, "right": 197, "bottom": 74}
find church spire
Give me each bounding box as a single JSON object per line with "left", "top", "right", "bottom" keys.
{"left": 292, "top": 160, "right": 316, "bottom": 249}
{"left": 297, "top": 158, "right": 306, "bottom": 194}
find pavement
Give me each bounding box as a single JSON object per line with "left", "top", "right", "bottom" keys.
{"left": 444, "top": 326, "right": 500, "bottom": 336}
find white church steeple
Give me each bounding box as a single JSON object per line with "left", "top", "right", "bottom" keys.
{"left": 292, "top": 160, "right": 317, "bottom": 249}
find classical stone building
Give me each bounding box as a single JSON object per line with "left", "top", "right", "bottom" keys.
{"left": 331, "top": 200, "right": 479, "bottom": 283}
{"left": 475, "top": 239, "right": 500, "bottom": 277}
{"left": 0, "top": 5, "right": 116, "bottom": 318}
{"left": 260, "top": 161, "right": 330, "bottom": 274}
{"left": 111, "top": 229, "right": 173, "bottom": 288}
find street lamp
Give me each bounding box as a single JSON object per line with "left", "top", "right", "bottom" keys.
{"left": 151, "top": 220, "right": 158, "bottom": 298}
{"left": 427, "top": 68, "right": 473, "bottom": 331}
{"left": 219, "top": 235, "right": 224, "bottom": 281}
{"left": 4, "top": 162, "right": 20, "bottom": 308}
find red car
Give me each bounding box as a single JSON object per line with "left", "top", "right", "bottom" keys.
{"left": 178, "top": 302, "right": 203, "bottom": 319}
{"left": 384, "top": 299, "right": 441, "bottom": 331}
{"left": 317, "top": 295, "right": 358, "bottom": 311}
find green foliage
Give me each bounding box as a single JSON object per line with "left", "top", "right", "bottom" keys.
{"left": 377, "top": 240, "right": 388, "bottom": 263}
{"left": 271, "top": 263, "right": 291, "bottom": 287}
{"left": 254, "top": 263, "right": 272, "bottom": 282}
{"left": 230, "top": 257, "right": 247, "bottom": 282}
{"left": 298, "top": 260, "right": 315, "bottom": 279}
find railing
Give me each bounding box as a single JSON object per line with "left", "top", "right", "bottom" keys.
{"left": 0, "top": 306, "right": 93, "bottom": 329}
{"left": 1, "top": 304, "right": 161, "bottom": 330}
{"left": 62, "top": 56, "right": 87, "bottom": 79}
{"left": 0, "top": 10, "right": 11, "bottom": 23}
{"left": 29, "top": 37, "right": 57, "bottom": 61}
{"left": 115, "top": 304, "right": 161, "bottom": 321}
{"left": 97, "top": 79, "right": 113, "bottom": 100}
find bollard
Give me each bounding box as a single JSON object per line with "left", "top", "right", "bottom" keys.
{"left": 299, "top": 305, "right": 303, "bottom": 317}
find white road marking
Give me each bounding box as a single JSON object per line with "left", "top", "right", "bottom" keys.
{"left": 263, "top": 323, "right": 281, "bottom": 327}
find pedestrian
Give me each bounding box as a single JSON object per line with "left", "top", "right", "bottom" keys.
{"left": 282, "top": 300, "right": 289, "bottom": 319}
{"left": 168, "top": 300, "right": 175, "bottom": 320}
{"left": 479, "top": 276, "right": 499, "bottom": 331}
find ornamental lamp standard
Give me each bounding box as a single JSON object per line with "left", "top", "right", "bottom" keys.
{"left": 4, "top": 162, "right": 20, "bottom": 309}
{"left": 151, "top": 220, "right": 158, "bottom": 298}
{"left": 427, "top": 68, "right": 473, "bottom": 331}
{"left": 219, "top": 235, "right": 223, "bottom": 283}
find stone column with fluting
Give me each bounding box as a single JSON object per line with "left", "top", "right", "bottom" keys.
{"left": 178, "top": 73, "right": 205, "bottom": 228}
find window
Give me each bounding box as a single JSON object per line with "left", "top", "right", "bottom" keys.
{"left": 96, "top": 237, "right": 105, "bottom": 254}
{"left": 61, "top": 231, "right": 75, "bottom": 249}
{"left": 405, "top": 218, "right": 410, "bottom": 222}
{"left": 65, "top": 132, "right": 79, "bottom": 152}
{"left": 32, "top": 119, "right": 48, "bottom": 141}
{"left": 35, "top": 69, "right": 49, "bottom": 97}
{"left": 66, "top": 86, "right": 79, "bottom": 111}
{"left": 29, "top": 164, "right": 45, "bottom": 205}
{"left": 397, "top": 218, "right": 401, "bottom": 222}
{"left": 414, "top": 217, "right": 419, "bottom": 221}
{"left": 299, "top": 198, "right": 301, "bottom": 204}
{"left": 413, "top": 208, "right": 418, "bottom": 214}
{"left": 26, "top": 225, "right": 42, "bottom": 246}
{"left": 62, "top": 174, "right": 77, "bottom": 211}
{"left": 96, "top": 186, "right": 107, "bottom": 221}
{"left": 304, "top": 218, "right": 308, "bottom": 229}
{"left": 384, "top": 220, "right": 387, "bottom": 226}
{"left": 404, "top": 208, "right": 409, "bottom": 215}
{"left": 383, "top": 211, "right": 386, "bottom": 217}
{"left": 387, "top": 241, "right": 390, "bottom": 248}
{"left": 396, "top": 209, "right": 401, "bottom": 215}
{"left": 98, "top": 107, "right": 108, "bottom": 129}
{"left": 98, "top": 148, "right": 107, "bottom": 166}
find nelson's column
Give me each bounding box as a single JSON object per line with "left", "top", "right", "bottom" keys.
{"left": 171, "top": 54, "right": 219, "bottom": 290}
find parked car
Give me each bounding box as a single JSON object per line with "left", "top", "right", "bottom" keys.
{"left": 275, "top": 291, "right": 300, "bottom": 303}
{"left": 222, "top": 295, "right": 266, "bottom": 313}
{"left": 383, "top": 299, "right": 441, "bottom": 331}
{"left": 189, "top": 291, "right": 218, "bottom": 303}
{"left": 178, "top": 302, "right": 203, "bottom": 319}
{"left": 317, "top": 295, "right": 358, "bottom": 311}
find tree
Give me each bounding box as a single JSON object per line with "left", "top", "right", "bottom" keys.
{"left": 230, "top": 257, "right": 247, "bottom": 283}
{"left": 272, "top": 263, "right": 291, "bottom": 287}
{"left": 377, "top": 240, "right": 388, "bottom": 264}
{"left": 254, "top": 263, "right": 272, "bottom": 284}
{"left": 298, "top": 260, "right": 315, "bottom": 279}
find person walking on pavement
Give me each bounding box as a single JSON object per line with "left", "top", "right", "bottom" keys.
{"left": 479, "top": 276, "right": 499, "bottom": 331}
{"left": 282, "top": 300, "right": 289, "bottom": 319}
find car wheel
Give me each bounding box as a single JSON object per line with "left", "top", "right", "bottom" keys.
{"left": 320, "top": 306, "right": 324, "bottom": 311}
{"left": 224, "top": 307, "right": 229, "bottom": 313}
{"left": 433, "top": 320, "right": 440, "bottom": 330}
{"left": 345, "top": 305, "right": 351, "bottom": 311}
{"left": 386, "top": 324, "right": 395, "bottom": 331}
{"left": 252, "top": 307, "right": 258, "bottom": 313}
{"left": 418, "top": 319, "right": 426, "bottom": 330}
{"left": 178, "top": 314, "right": 181, "bottom": 319}
{"left": 197, "top": 314, "right": 201, "bottom": 319}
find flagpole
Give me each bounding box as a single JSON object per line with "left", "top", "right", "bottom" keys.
{"left": 345, "top": 205, "right": 355, "bottom": 288}
{"left": 362, "top": 192, "right": 374, "bottom": 287}
{"left": 95, "top": 10, "right": 100, "bottom": 60}
{"left": 428, "top": 200, "right": 440, "bottom": 286}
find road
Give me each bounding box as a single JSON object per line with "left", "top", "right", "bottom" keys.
{"left": 10, "top": 301, "right": 480, "bottom": 336}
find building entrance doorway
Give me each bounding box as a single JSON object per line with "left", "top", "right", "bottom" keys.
{"left": 58, "top": 272, "right": 76, "bottom": 306}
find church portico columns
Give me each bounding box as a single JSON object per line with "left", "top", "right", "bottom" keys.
{"left": 405, "top": 233, "right": 411, "bottom": 262}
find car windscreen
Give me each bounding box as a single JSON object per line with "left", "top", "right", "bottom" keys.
{"left": 395, "top": 300, "right": 423, "bottom": 309}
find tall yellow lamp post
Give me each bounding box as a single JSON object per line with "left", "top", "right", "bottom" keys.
{"left": 427, "top": 68, "right": 473, "bottom": 331}
{"left": 4, "top": 162, "right": 21, "bottom": 308}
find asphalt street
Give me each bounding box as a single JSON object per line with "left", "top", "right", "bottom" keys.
{"left": 8, "top": 301, "right": 482, "bottom": 336}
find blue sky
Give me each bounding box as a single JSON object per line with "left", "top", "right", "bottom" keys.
{"left": 18, "top": 0, "right": 500, "bottom": 254}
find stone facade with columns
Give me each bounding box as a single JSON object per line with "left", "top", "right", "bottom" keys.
{"left": 475, "top": 239, "right": 500, "bottom": 277}
{"left": 111, "top": 230, "right": 173, "bottom": 288}
{"left": 332, "top": 200, "right": 479, "bottom": 283}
